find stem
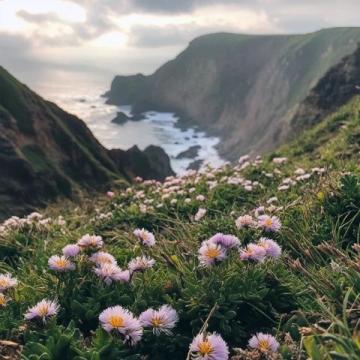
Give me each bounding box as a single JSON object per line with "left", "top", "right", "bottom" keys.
{"left": 185, "top": 303, "right": 219, "bottom": 360}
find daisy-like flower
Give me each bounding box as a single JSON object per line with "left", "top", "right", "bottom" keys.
{"left": 240, "top": 243, "right": 266, "bottom": 262}
{"left": 198, "top": 242, "right": 227, "bottom": 267}
{"left": 258, "top": 238, "right": 282, "bottom": 258}
{"left": 139, "top": 305, "right": 178, "bottom": 335}
{"left": 128, "top": 256, "right": 155, "bottom": 273}
{"left": 257, "top": 215, "right": 281, "bottom": 232}
{"left": 248, "top": 332, "right": 279, "bottom": 353}
{"left": 48, "top": 255, "right": 75, "bottom": 272}
{"left": 235, "top": 215, "right": 255, "bottom": 229}
{"left": 99, "top": 305, "right": 143, "bottom": 345}
{"left": 133, "top": 228, "right": 156, "bottom": 247}
{"left": 208, "top": 233, "right": 240, "bottom": 249}
{"left": 25, "top": 299, "right": 59, "bottom": 321}
{"left": 194, "top": 208, "right": 207, "bottom": 221}
{"left": 90, "top": 251, "right": 117, "bottom": 266}
{"left": 190, "top": 332, "right": 229, "bottom": 360}
{"left": 62, "top": 244, "right": 81, "bottom": 257}
{"left": 0, "top": 273, "right": 18, "bottom": 292}
{"left": 94, "top": 264, "right": 130, "bottom": 285}
{"left": 77, "top": 234, "right": 103, "bottom": 249}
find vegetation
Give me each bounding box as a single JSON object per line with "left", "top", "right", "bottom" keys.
{"left": 0, "top": 96, "right": 359, "bottom": 359}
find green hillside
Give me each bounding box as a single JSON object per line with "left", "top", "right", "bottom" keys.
{"left": 0, "top": 91, "right": 359, "bottom": 358}
{"left": 105, "top": 27, "right": 360, "bottom": 160}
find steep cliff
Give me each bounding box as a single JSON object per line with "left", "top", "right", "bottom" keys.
{"left": 0, "top": 67, "right": 173, "bottom": 219}
{"left": 105, "top": 28, "right": 360, "bottom": 161}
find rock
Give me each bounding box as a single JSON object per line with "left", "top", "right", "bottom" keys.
{"left": 111, "top": 111, "right": 131, "bottom": 125}
{"left": 176, "top": 145, "right": 201, "bottom": 159}
{"left": 187, "top": 159, "right": 203, "bottom": 171}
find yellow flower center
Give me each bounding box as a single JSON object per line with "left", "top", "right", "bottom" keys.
{"left": 198, "top": 341, "right": 213, "bottom": 355}
{"left": 151, "top": 316, "right": 163, "bottom": 327}
{"left": 0, "top": 279, "right": 9, "bottom": 287}
{"left": 265, "top": 218, "right": 273, "bottom": 227}
{"left": 38, "top": 304, "right": 50, "bottom": 317}
{"left": 205, "top": 248, "right": 221, "bottom": 259}
{"left": 55, "top": 259, "right": 68, "bottom": 268}
{"left": 0, "top": 294, "right": 6, "bottom": 306}
{"left": 258, "top": 339, "right": 270, "bottom": 351}
{"left": 109, "top": 315, "right": 124, "bottom": 328}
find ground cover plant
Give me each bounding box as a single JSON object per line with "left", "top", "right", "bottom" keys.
{"left": 0, "top": 98, "right": 360, "bottom": 359}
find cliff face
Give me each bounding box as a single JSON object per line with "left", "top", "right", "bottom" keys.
{"left": 0, "top": 67, "right": 173, "bottom": 219}
{"left": 105, "top": 28, "right": 360, "bottom": 161}
{"left": 291, "top": 46, "right": 360, "bottom": 134}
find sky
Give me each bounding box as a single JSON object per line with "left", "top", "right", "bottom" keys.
{"left": 1, "top": 0, "right": 360, "bottom": 92}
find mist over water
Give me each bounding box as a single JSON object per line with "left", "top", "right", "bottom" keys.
{"left": 33, "top": 70, "right": 224, "bottom": 174}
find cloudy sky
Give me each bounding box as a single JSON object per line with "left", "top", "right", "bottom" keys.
{"left": 1, "top": 0, "right": 360, "bottom": 92}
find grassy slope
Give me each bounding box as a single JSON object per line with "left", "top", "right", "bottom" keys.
{"left": 0, "top": 98, "right": 359, "bottom": 358}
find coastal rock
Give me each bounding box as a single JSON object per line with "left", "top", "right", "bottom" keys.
{"left": 176, "top": 145, "right": 201, "bottom": 159}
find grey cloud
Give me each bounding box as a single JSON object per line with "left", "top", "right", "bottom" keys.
{"left": 17, "top": 10, "right": 61, "bottom": 24}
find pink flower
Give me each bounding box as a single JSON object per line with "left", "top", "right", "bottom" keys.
{"left": 248, "top": 332, "right": 279, "bottom": 353}
{"left": 25, "top": 299, "right": 59, "bottom": 321}
{"left": 139, "top": 305, "right": 178, "bottom": 335}
{"left": 196, "top": 195, "right": 206, "bottom": 202}
{"left": 235, "top": 215, "right": 255, "bottom": 229}
{"left": 94, "top": 264, "right": 130, "bottom": 285}
{"left": 198, "top": 242, "right": 227, "bottom": 267}
{"left": 48, "top": 255, "right": 75, "bottom": 272}
{"left": 77, "top": 234, "right": 103, "bottom": 249}
{"left": 128, "top": 256, "right": 155, "bottom": 273}
{"left": 208, "top": 233, "right": 240, "bottom": 249}
{"left": 240, "top": 243, "right": 266, "bottom": 262}
{"left": 258, "top": 238, "right": 282, "bottom": 258}
{"left": 62, "top": 244, "right": 80, "bottom": 257}
{"left": 195, "top": 208, "right": 207, "bottom": 221}
{"left": 0, "top": 273, "right": 17, "bottom": 292}
{"left": 107, "top": 191, "right": 115, "bottom": 198}
{"left": 257, "top": 215, "right": 281, "bottom": 232}
{"left": 133, "top": 228, "right": 155, "bottom": 247}
{"left": 90, "top": 251, "right": 117, "bottom": 266}
{"left": 190, "top": 332, "right": 229, "bottom": 360}
{"left": 99, "top": 305, "right": 143, "bottom": 345}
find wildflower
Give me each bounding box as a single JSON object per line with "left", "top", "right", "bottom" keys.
{"left": 296, "top": 173, "right": 312, "bottom": 181}
{"left": 195, "top": 208, "right": 207, "bottom": 221}
{"left": 294, "top": 168, "right": 306, "bottom": 175}
{"left": 240, "top": 244, "right": 266, "bottom": 262}
{"left": 77, "top": 234, "right": 103, "bottom": 249}
{"left": 266, "top": 197, "right": 278, "bottom": 204}
{"left": 198, "top": 242, "right": 227, "bottom": 267}
{"left": 208, "top": 233, "right": 240, "bottom": 249}
{"left": 128, "top": 256, "right": 155, "bottom": 273}
{"left": 239, "top": 154, "right": 250, "bottom": 164}
{"left": 48, "top": 255, "right": 75, "bottom": 272}
{"left": 185, "top": 198, "right": 192, "bottom": 203}
{"left": 99, "top": 305, "right": 143, "bottom": 345}
{"left": 133, "top": 228, "right": 155, "bottom": 247}
{"left": 90, "top": 251, "right": 117, "bottom": 266}
{"left": 94, "top": 264, "right": 130, "bottom": 285}
{"left": 0, "top": 273, "right": 18, "bottom": 292}
{"left": 258, "top": 238, "right": 282, "bottom": 258}
{"left": 257, "top": 215, "right": 281, "bottom": 232}
{"left": 190, "top": 333, "right": 229, "bottom": 360}
{"left": 248, "top": 332, "right": 279, "bottom": 353}
{"left": 254, "top": 206, "right": 265, "bottom": 217}
{"left": 139, "top": 305, "right": 178, "bottom": 335}
{"left": 62, "top": 244, "right": 80, "bottom": 257}
{"left": 272, "top": 157, "right": 287, "bottom": 164}
{"left": 107, "top": 191, "right": 115, "bottom": 198}
{"left": 196, "top": 195, "right": 206, "bottom": 202}
{"left": 235, "top": 215, "right": 255, "bottom": 229}
{"left": 25, "top": 299, "right": 59, "bottom": 321}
